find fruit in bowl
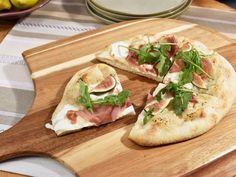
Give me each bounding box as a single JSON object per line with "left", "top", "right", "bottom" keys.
{"left": 11, "top": 0, "right": 39, "bottom": 9}
{"left": 0, "top": 0, "right": 39, "bottom": 11}
{"left": 0, "top": 0, "right": 48, "bottom": 19}
{"left": 0, "top": 0, "right": 12, "bottom": 11}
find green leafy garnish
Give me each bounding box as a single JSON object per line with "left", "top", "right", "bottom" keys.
{"left": 155, "top": 83, "right": 193, "bottom": 115}
{"left": 130, "top": 44, "right": 157, "bottom": 65}
{"left": 172, "top": 91, "right": 192, "bottom": 115}
{"left": 77, "top": 81, "right": 130, "bottom": 111}
{"left": 175, "top": 49, "right": 212, "bottom": 78}
{"left": 77, "top": 80, "right": 93, "bottom": 112}
{"left": 178, "top": 67, "right": 193, "bottom": 86}
{"left": 155, "top": 87, "right": 167, "bottom": 101}
{"left": 156, "top": 54, "right": 172, "bottom": 76}
{"left": 143, "top": 108, "right": 154, "bottom": 125}
{"left": 130, "top": 43, "right": 173, "bottom": 77}
{"left": 93, "top": 90, "right": 130, "bottom": 106}
{"left": 159, "top": 44, "right": 171, "bottom": 56}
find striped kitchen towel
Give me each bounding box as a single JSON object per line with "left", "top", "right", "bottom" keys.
{"left": 0, "top": 0, "right": 236, "bottom": 176}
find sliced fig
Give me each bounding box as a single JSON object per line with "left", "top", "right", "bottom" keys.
{"left": 145, "top": 97, "right": 173, "bottom": 114}
{"left": 180, "top": 42, "right": 192, "bottom": 52}
{"left": 91, "top": 75, "right": 116, "bottom": 93}
{"left": 192, "top": 72, "right": 207, "bottom": 89}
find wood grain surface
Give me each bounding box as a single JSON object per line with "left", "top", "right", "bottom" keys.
{"left": 0, "top": 171, "right": 28, "bottom": 177}
{"left": 192, "top": 0, "right": 235, "bottom": 11}
{"left": 0, "top": 18, "right": 235, "bottom": 177}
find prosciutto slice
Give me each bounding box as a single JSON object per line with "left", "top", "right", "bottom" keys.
{"left": 126, "top": 51, "right": 157, "bottom": 74}
{"left": 66, "top": 100, "right": 132, "bottom": 125}
{"left": 202, "top": 58, "right": 213, "bottom": 77}
{"left": 169, "top": 59, "right": 185, "bottom": 73}
{"left": 162, "top": 35, "right": 178, "bottom": 58}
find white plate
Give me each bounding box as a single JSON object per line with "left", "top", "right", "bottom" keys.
{"left": 88, "top": 0, "right": 191, "bottom": 20}
{"left": 91, "top": 0, "right": 187, "bottom": 16}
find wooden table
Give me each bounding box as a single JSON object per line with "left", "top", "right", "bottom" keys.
{"left": 0, "top": 0, "right": 235, "bottom": 177}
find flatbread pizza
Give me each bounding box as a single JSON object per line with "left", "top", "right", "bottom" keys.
{"left": 126, "top": 35, "right": 236, "bottom": 146}
{"left": 97, "top": 34, "right": 236, "bottom": 146}
{"left": 46, "top": 64, "right": 135, "bottom": 136}
{"left": 46, "top": 33, "right": 235, "bottom": 147}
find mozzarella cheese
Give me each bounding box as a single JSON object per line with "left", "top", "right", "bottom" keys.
{"left": 46, "top": 104, "right": 94, "bottom": 133}
{"left": 117, "top": 106, "right": 135, "bottom": 118}
{"left": 111, "top": 41, "right": 129, "bottom": 59}
{"left": 163, "top": 72, "right": 180, "bottom": 84}
{"left": 152, "top": 83, "right": 167, "bottom": 97}
{"left": 90, "top": 92, "right": 110, "bottom": 101}
{"left": 192, "top": 41, "right": 213, "bottom": 55}
{"left": 183, "top": 83, "right": 194, "bottom": 90}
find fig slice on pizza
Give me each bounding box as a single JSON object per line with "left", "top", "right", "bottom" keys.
{"left": 46, "top": 64, "right": 135, "bottom": 136}
{"left": 127, "top": 35, "right": 236, "bottom": 146}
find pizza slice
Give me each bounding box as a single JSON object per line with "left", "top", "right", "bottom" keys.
{"left": 96, "top": 34, "right": 181, "bottom": 81}
{"left": 46, "top": 64, "right": 135, "bottom": 136}
{"left": 128, "top": 36, "right": 236, "bottom": 146}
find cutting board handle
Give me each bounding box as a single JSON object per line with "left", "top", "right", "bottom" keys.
{"left": 0, "top": 113, "right": 51, "bottom": 162}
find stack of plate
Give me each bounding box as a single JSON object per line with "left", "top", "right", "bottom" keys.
{"left": 86, "top": 0, "right": 192, "bottom": 24}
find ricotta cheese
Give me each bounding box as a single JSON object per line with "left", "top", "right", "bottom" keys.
{"left": 111, "top": 41, "right": 129, "bottom": 59}
{"left": 46, "top": 104, "right": 94, "bottom": 133}
{"left": 152, "top": 83, "right": 167, "bottom": 97}
{"left": 163, "top": 72, "right": 180, "bottom": 84}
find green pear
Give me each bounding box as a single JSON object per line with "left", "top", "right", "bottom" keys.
{"left": 10, "top": 0, "right": 39, "bottom": 9}
{"left": 0, "top": 0, "right": 12, "bottom": 11}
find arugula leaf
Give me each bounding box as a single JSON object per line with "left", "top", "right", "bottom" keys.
{"left": 155, "top": 86, "right": 167, "bottom": 101}
{"left": 143, "top": 108, "right": 154, "bottom": 125}
{"left": 172, "top": 91, "right": 192, "bottom": 115}
{"left": 178, "top": 67, "right": 193, "bottom": 86}
{"left": 192, "top": 49, "right": 202, "bottom": 74}
{"left": 175, "top": 49, "right": 203, "bottom": 75}
{"left": 77, "top": 80, "right": 93, "bottom": 112}
{"left": 93, "top": 90, "right": 130, "bottom": 106}
{"left": 155, "top": 83, "right": 193, "bottom": 115}
{"left": 156, "top": 55, "right": 172, "bottom": 76}
{"left": 159, "top": 44, "right": 171, "bottom": 56}
{"left": 130, "top": 43, "right": 173, "bottom": 77}
{"left": 131, "top": 44, "right": 157, "bottom": 65}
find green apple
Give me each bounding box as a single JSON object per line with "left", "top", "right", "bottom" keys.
{"left": 0, "top": 0, "right": 12, "bottom": 11}
{"left": 10, "top": 0, "right": 39, "bottom": 9}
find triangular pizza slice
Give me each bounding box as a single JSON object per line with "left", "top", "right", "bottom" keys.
{"left": 46, "top": 64, "right": 135, "bottom": 136}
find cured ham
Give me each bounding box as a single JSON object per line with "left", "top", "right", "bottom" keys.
{"left": 126, "top": 51, "right": 157, "bottom": 75}
{"left": 202, "top": 58, "right": 213, "bottom": 77}
{"left": 192, "top": 72, "right": 206, "bottom": 89}
{"left": 161, "top": 35, "right": 178, "bottom": 58}
{"left": 169, "top": 59, "right": 185, "bottom": 73}
{"left": 66, "top": 100, "right": 132, "bottom": 125}
{"left": 146, "top": 93, "right": 154, "bottom": 104}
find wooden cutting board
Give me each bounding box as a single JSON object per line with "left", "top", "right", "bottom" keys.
{"left": 0, "top": 18, "right": 236, "bottom": 177}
